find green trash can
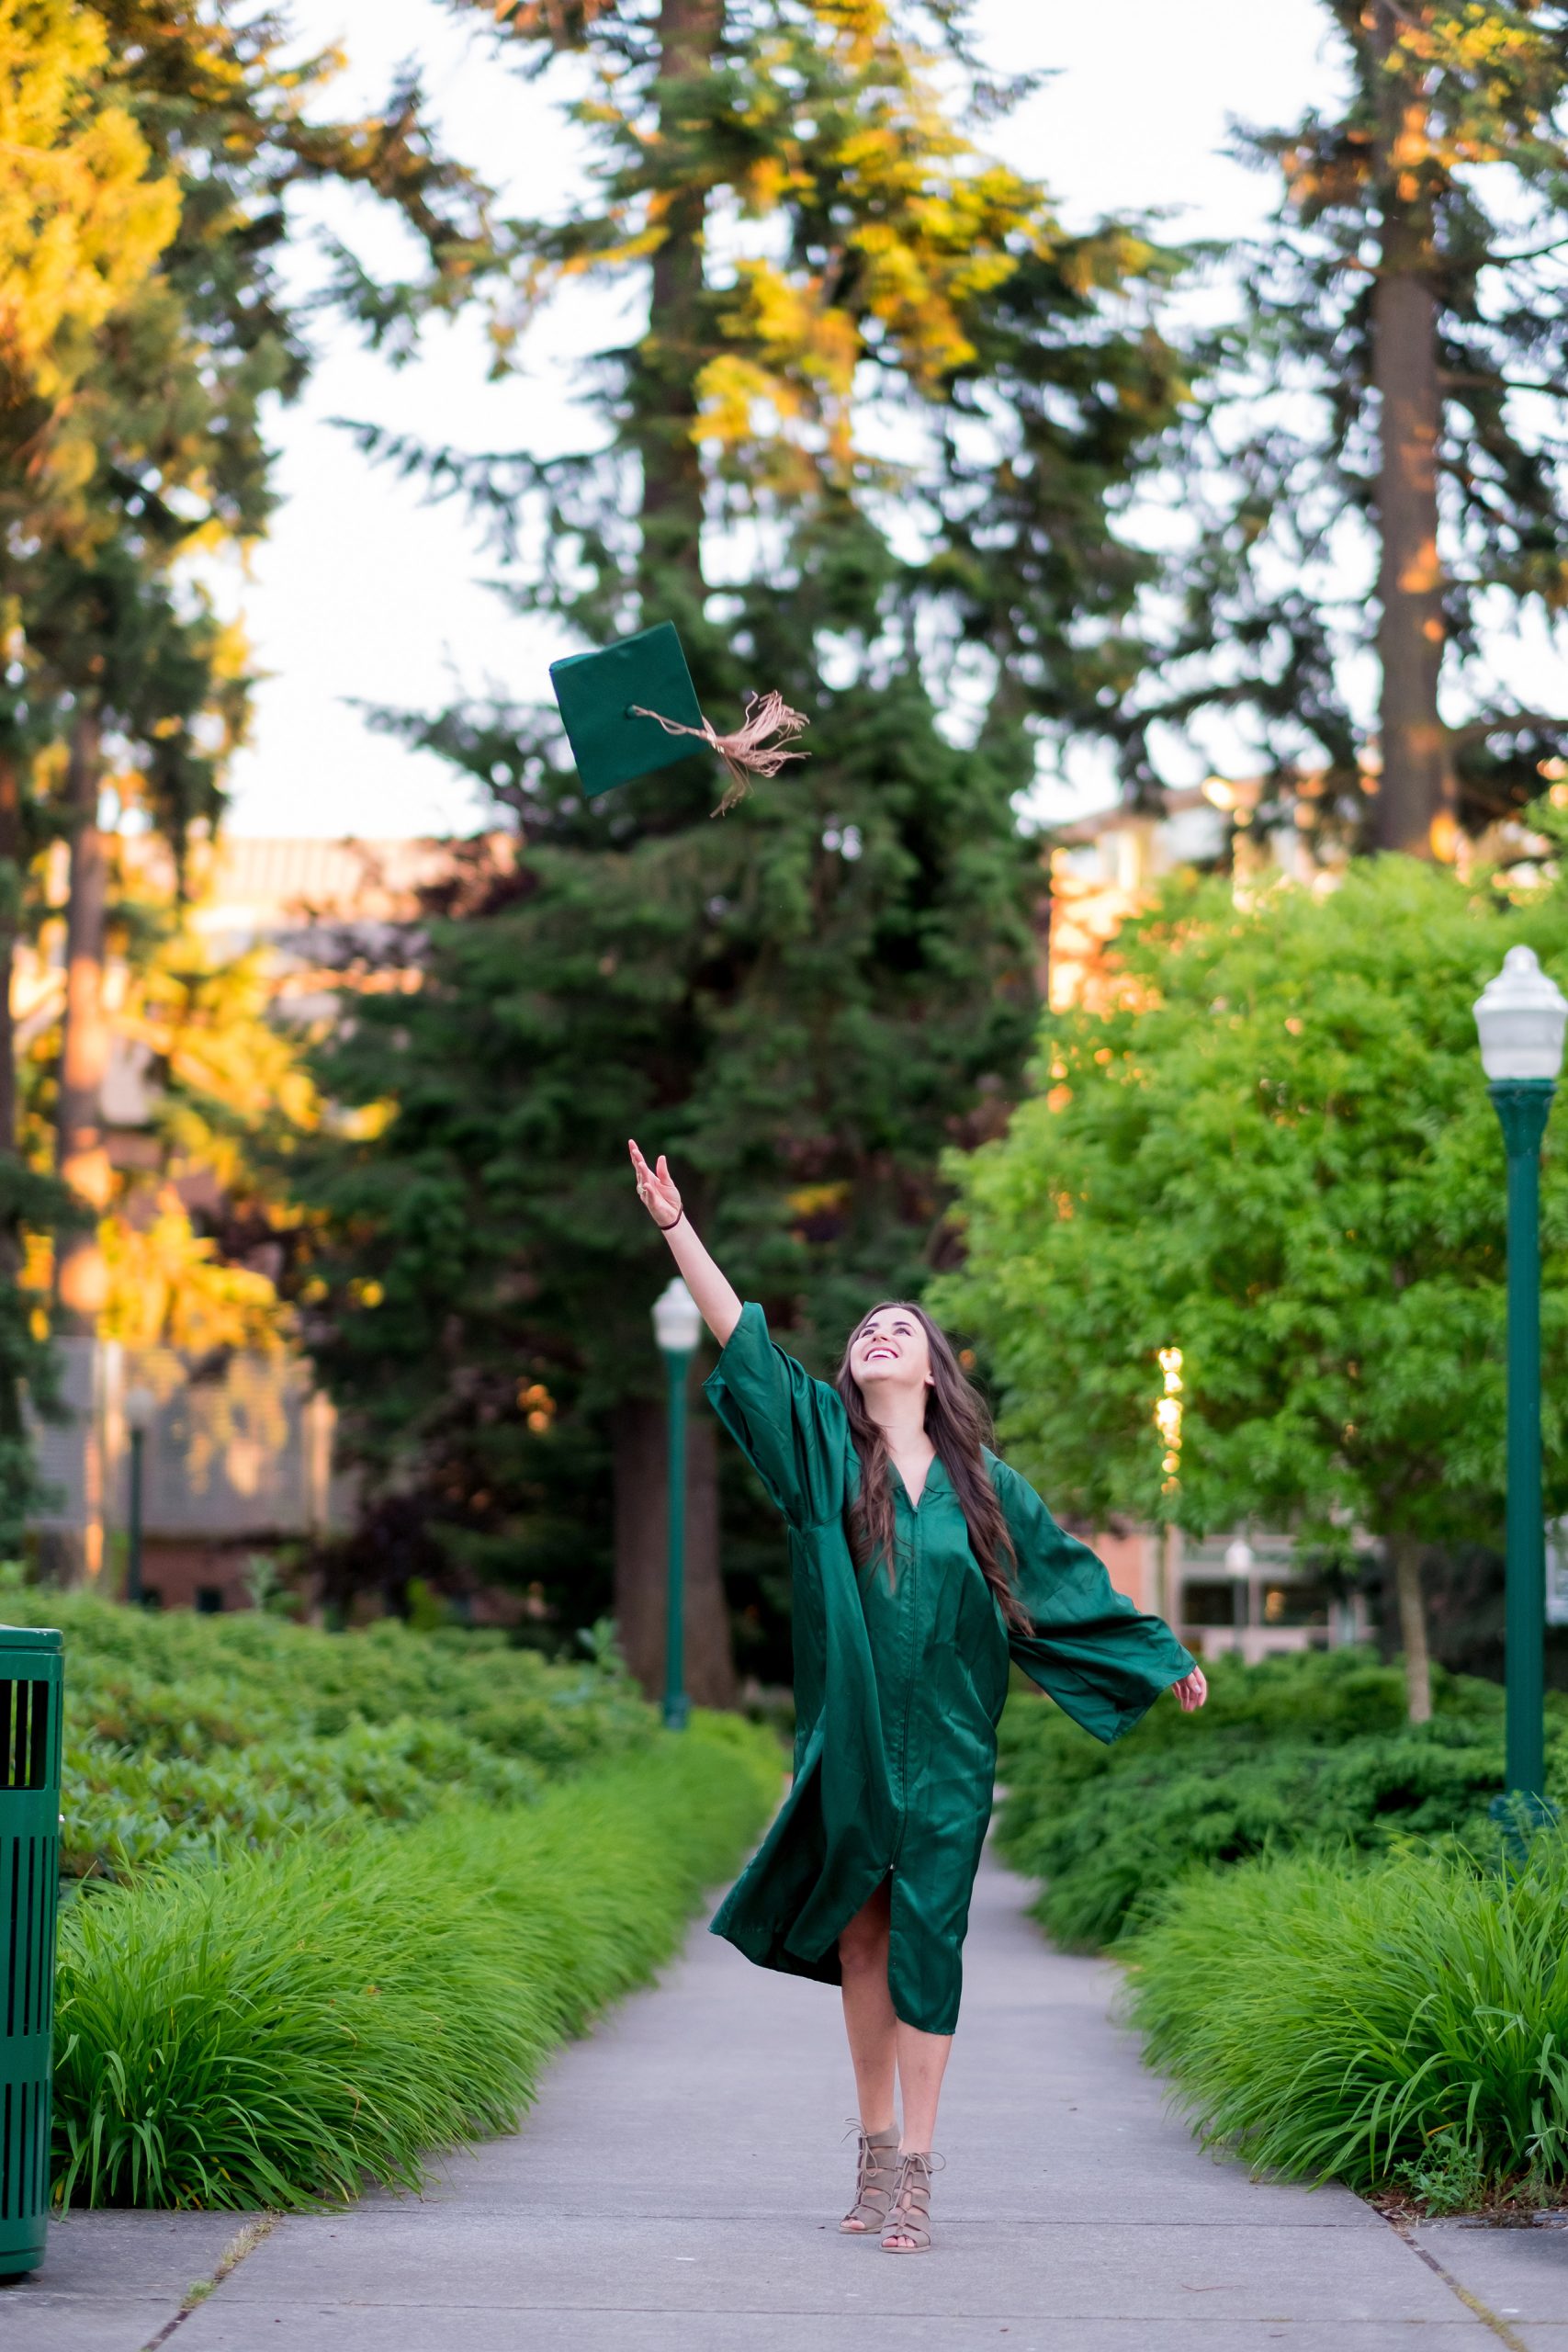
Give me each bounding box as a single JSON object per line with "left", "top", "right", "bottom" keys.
{"left": 0, "top": 1626, "right": 62, "bottom": 2280}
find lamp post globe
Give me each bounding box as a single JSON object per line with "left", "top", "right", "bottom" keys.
{"left": 1474, "top": 945, "right": 1568, "bottom": 1816}
{"left": 1474, "top": 945, "right": 1568, "bottom": 1081}
{"left": 653, "top": 1276, "right": 702, "bottom": 1358}
{"left": 652, "top": 1278, "right": 701, "bottom": 1731}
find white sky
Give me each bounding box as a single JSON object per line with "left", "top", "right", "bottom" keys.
{"left": 223, "top": 0, "right": 1348, "bottom": 838}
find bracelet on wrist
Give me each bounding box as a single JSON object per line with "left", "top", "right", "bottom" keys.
{"left": 657, "top": 1208, "right": 684, "bottom": 1233}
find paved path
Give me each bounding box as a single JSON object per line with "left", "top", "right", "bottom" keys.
{"left": 7, "top": 1844, "right": 1566, "bottom": 2350}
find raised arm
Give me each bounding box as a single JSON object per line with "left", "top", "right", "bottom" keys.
{"left": 628, "top": 1139, "right": 743, "bottom": 1345}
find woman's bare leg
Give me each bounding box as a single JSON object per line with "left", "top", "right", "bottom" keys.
{"left": 838, "top": 1878, "right": 897, "bottom": 2133}
{"left": 885, "top": 2019, "right": 953, "bottom": 2249}
{"left": 894, "top": 2019, "right": 952, "bottom": 2152}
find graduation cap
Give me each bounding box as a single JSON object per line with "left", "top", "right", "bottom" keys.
{"left": 549, "top": 620, "right": 807, "bottom": 815}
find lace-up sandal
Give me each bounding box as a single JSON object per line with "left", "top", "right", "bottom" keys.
{"left": 840, "top": 2120, "right": 900, "bottom": 2233}
{"left": 880, "top": 2150, "right": 942, "bottom": 2253}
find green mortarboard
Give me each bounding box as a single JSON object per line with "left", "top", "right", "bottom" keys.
{"left": 548, "top": 621, "right": 706, "bottom": 797}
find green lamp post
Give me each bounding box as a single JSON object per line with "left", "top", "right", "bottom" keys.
{"left": 652, "top": 1274, "right": 702, "bottom": 1732}
{"left": 123, "top": 1383, "right": 156, "bottom": 1607}
{"left": 1474, "top": 944, "right": 1568, "bottom": 1810}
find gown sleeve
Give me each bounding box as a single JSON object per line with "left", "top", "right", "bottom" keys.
{"left": 991, "top": 1454, "right": 1197, "bottom": 1744}
{"left": 702, "top": 1301, "right": 852, "bottom": 1531}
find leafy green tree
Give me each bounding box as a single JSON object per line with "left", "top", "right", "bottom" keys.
{"left": 1141, "top": 2, "right": 1568, "bottom": 855}
{"left": 0, "top": 0, "right": 176, "bottom": 1531}
{"left": 930, "top": 857, "right": 1568, "bottom": 1723}
{"left": 0, "top": 0, "right": 492, "bottom": 1546}
{"left": 39, "top": 3, "right": 491, "bottom": 1329}
{"left": 0, "top": 1, "right": 491, "bottom": 1380}
{"left": 290, "top": 0, "right": 1189, "bottom": 1675}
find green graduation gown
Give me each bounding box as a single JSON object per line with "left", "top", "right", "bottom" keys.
{"left": 704, "top": 1303, "right": 1197, "bottom": 2035}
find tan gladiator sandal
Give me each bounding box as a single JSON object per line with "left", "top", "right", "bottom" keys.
{"left": 840, "top": 2120, "right": 900, "bottom": 2233}
{"left": 881, "top": 2149, "right": 942, "bottom": 2253}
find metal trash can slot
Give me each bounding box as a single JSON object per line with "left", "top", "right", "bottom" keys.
{"left": 0, "top": 1627, "right": 62, "bottom": 2282}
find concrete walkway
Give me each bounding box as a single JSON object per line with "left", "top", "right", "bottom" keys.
{"left": 7, "top": 1844, "right": 1566, "bottom": 2351}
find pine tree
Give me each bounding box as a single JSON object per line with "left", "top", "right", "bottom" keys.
{"left": 290, "top": 1, "right": 1188, "bottom": 1673}
{"left": 1143, "top": 1, "right": 1568, "bottom": 856}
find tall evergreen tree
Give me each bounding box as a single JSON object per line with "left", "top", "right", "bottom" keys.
{"left": 1136, "top": 2, "right": 1568, "bottom": 857}
{"left": 289, "top": 1, "right": 1188, "bottom": 1676}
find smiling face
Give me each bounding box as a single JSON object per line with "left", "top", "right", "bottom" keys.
{"left": 847, "top": 1303, "right": 934, "bottom": 1402}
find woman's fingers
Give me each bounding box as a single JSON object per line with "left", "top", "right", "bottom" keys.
{"left": 628, "top": 1138, "right": 679, "bottom": 1222}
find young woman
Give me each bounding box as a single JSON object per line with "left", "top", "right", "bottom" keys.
{"left": 627, "top": 1140, "right": 1207, "bottom": 2254}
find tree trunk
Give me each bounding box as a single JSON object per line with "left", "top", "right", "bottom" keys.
{"left": 55, "top": 708, "right": 111, "bottom": 1328}
{"left": 612, "top": 1393, "right": 737, "bottom": 1710}
{"left": 637, "top": 0, "right": 719, "bottom": 602}
{"left": 1390, "top": 1530, "right": 1432, "bottom": 1724}
{"left": 0, "top": 755, "right": 21, "bottom": 1175}
{"left": 0, "top": 753, "right": 27, "bottom": 1481}
{"left": 1371, "top": 7, "right": 1452, "bottom": 856}
{"left": 604, "top": 0, "right": 730, "bottom": 1698}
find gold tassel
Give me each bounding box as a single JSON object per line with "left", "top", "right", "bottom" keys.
{"left": 629, "top": 690, "right": 809, "bottom": 816}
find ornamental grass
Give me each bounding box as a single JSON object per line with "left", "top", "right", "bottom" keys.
{"left": 1123, "top": 1834, "right": 1568, "bottom": 2207}
{"left": 51, "top": 1713, "right": 780, "bottom": 2211}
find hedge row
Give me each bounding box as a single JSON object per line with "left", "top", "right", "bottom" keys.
{"left": 52, "top": 1713, "right": 781, "bottom": 2210}
{"left": 1, "top": 1582, "right": 656, "bottom": 1873}
{"left": 1124, "top": 1834, "right": 1568, "bottom": 2209}
{"left": 996, "top": 1647, "right": 1568, "bottom": 2208}
{"left": 993, "top": 1647, "right": 1568, "bottom": 1950}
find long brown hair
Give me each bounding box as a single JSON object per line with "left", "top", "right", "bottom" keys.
{"left": 834, "top": 1302, "right": 1031, "bottom": 1635}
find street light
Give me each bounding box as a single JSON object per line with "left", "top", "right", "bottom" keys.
{"left": 123, "top": 1384, "right": 157, "bottom": 1607}
{"left": 652, "top": 1276, "right": 702, "bottom": 1731}
{"left": 1474, "top": 944, "right": 1568, "bottom": 1809}
{"left": 1224, "top": 1537, "right": 1254, "bottom": 1654}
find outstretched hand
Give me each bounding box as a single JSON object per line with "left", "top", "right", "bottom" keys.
{"left": 628, "top": 1138, "right": 682, "bottom": 1231}
{"left": 1171, "top": 1666, "right": 1208, "bottom": 1713}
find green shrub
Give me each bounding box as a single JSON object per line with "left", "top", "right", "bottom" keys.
{"left": 1123, "top": 1835, "right": 1568, "bottom": 2203}
{"left": 6, "top": 1587, "right": 654, "bottom": 1764}
{"left": 993, "top": 1649, "right": 1566, "bottom": 1950}
{"left": 62, "top": 1718, "right": 546, "bottom": 1875}
{"left": 0, "top": 1589, "right": 655, "bottom": 1872}
{"left": 51, "top": 1713, "right": 782, "bottom": 2210}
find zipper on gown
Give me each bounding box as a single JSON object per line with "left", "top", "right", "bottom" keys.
{"left": 888, "top": 1477, "right": 919, "bottom": 1870}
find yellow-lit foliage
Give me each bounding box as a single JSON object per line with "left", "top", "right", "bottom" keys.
{"left": 17, "top": 906, "right": 328, "bottom": 1354}
{"left": 99, "top": 1187, "right": 286, "bottom": 1354}
{"left": 695, "top": 32, "right": 1049, "bottom": 492}
{"left": 128, "top": 941, "right": 322, "bottom": 1197}
{"left": 0, "top": 0, "right": 178, "bottom": 466}
{"left": 525, "top": 1, "right": 1075, "bottom": 500}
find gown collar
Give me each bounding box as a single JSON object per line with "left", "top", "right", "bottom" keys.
{"left": 891, "top": 1451, "right": 950, "bottom": 1512}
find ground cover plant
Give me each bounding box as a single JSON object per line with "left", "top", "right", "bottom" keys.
{"left": 995, "top": 1648, "right": 1568, "bottom": 1950}
{"left": 0, "top": 1578, "right": 781, "bottom": 2207}
{"left": 1124, "top": 1837, "right": 1568, "bottom": 2210}
{"left": 1, "top": 1582, "right": 655, "bottom": 1873}
{"left": 51, "top": 1716, "right": 780, "bottom": 2209}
